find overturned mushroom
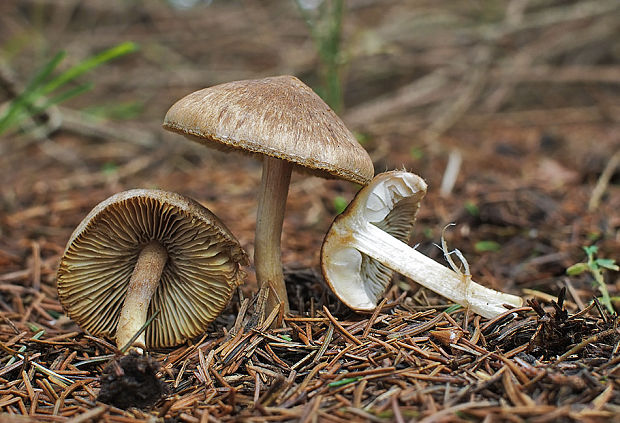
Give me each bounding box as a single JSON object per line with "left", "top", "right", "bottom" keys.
{"left": 163, "top": 75, "right": 374, "bottom": 315}
{"left": 57, "top": 189, "right": 247, "bottom": 350}
{"left": 321, "top": 171, "right": 523, "bottom": 319}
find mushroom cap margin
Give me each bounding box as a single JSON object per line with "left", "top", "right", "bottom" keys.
{"left": 321, "top": 171, "right": 428, "bottom": 311}
{"left": 56, "top": 189, "right": 248, "bottom": 348}
{"left": 163, "top": 75, "right": 374, "bottom": 185}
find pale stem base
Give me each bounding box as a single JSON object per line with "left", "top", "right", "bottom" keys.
{"left": 255, "top": 157, "right": 293, "bottom": 317}
{"left": 355, "top": 223, "right": 522, "bottom": 318}
{"left": 116, "top": 241, "right": 168, "bottom": 351}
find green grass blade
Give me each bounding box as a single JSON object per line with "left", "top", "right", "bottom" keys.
{"left": 0, "top": 42, "right": 137, "bottom": 136}
{"left": 444, "top": 304, "right": 463, "bottom": 314}
{"left": 31, "top": 83, "right": 94, "bottom": 115}
{"left": 0, "top": 51, "right": 66, "bottom": 134}
{"left": 292, "top": 0, "right": 344, "bottom": 112}
{"left": 328, "top": 377, "right": 360, "bottom": 387}
{"left": 19, "top": 51, "right": 66, "bottom": 98}
{"left": 41, "top": 41, "right": 138, "bottom": 95}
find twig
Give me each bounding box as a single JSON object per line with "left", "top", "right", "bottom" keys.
{"left": 344, "top": 70, "right": 449, "bottom": 127}
{"left": 64, "top": 405, "right": 107, "bottom": 423}
{"left": 479, "top": 0, "right": 620, "bottom": 40}
{"left": 119, "top": 310, "right": 160, "bottom": 354}
{"left": 553, "top": 328, "right": 620, "bottom": 366}
{"left": 439, "top": 150, "right": 462, "bottom": 197}
{"left": 418, "top": 400, "right": 495, "bottom": 423}
{"left": 322, "top": 306, "right": 362, "bottom": 346}
{"left": 422, "top": 47, "right": 491, "bottom": 148}
{"left": 588, "top": 150, "right": 620, "bottom": 211}
{"left": 59, "top": 107, "right": 158, "bottom": 147}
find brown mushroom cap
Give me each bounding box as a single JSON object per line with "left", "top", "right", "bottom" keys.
{"left": 162, "top": 75, "right": 374, "bottom": 185}
{"left": 57, "top": 189, "right": 247, "bottom": 348}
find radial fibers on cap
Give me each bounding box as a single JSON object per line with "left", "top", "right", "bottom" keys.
{"left": 163, "top": 75, "right": 374, "bottom": 185}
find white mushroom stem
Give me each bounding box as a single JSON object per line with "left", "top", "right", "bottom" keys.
{"left": 116, "top": 241, "right": 168, "bottom": 351}
{"left": 350, "top": 222, "right": 522, "bottom": 319}
{"left": 255, "top": 156, "right": 293, "bottom": 315}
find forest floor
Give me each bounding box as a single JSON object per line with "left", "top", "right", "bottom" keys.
{"left": 0, "top": 1, "right": 618, "bottom": 421}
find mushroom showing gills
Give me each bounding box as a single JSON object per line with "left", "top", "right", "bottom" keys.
{"left": 321, "top": 171, "right": 523, "bottom": 319}
{"left": 57, "top": 189, "right": 247, "bottom": 350}
{"left": 163, "top": 75, "right": 374, "bottom": 315}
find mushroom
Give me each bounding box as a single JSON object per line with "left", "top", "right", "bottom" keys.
{"left": 57, "top": 189, "right": 247, "bottom": 350}
{"left": 163, "top": 75, "right": 374, "bottom": 315}
{"left": 321, "top": 171, "right": 523, "bottom": 319}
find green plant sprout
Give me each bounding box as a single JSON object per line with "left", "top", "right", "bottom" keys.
{"left": 464, "top": 201, "right": 479, "bottom": 217}
{"left": 354, "top": 131, "right": 370, "bottom": 145}
{"left": 444, "top": 304, "right": 463, "bottom": 314}
{"left": 332, "top": 195, "right": 348, "bottom": 214}
{"left": 566, "top": 245, "right": 618, "bottom": 314}
{"left": 474, "top": 240, "right": 501, "bottom": 252}
{"left": 328, "top": 376, "right": 360, "bottom": 387}
{"left": 293, "top": 0, "right": 345, "bottom": 112}
{"left": 0, "top": 41, "right": 138, "bottom": 136}
{"left": 101, "top": 162, "right": 119, "bottom": 176}
{"left": 410, "top": 146, "right": 424, "bottom": 160}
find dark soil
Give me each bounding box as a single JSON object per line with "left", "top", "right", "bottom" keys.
{"left": 97, "top": 353, "right": 167, "bottom": 410}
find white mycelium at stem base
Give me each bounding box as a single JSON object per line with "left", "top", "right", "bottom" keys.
{"left": 322, "top": 172, "right": 523, "bottom": 319}
{"left": 116, "top": 241, "right": 168, "bottom": 350}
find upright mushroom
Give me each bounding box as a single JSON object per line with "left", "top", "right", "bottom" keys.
{"left": 57, "top": 189, "right": 247, "bottom": 350}
{"left": 163, "top": 75, "right": 374, "bottom": 315}
{"left": 321, "top": 171, "right": 523, "bottom": 319}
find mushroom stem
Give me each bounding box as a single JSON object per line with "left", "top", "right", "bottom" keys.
{"left": 255, "top": 156, "right": 293, "bottom": 315}
{"left": 116, "top": 241, "right": 168, "bottom": 351}
{"left": 349, "top": 223, "right": 522, "bottom": 319}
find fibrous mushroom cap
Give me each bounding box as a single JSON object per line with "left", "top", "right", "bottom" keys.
{"left": 57, "top": 189, "right": 248, "bottom": 348}
{"left": 162, "top": 75, "right": 374, "bottom": 185}
{"left": 321, "top": 171, "right": 427, "bottom": 311}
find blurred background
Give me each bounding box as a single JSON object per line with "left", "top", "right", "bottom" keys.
{"left": 0, "top": 0, "right": 618, "bottom": 305}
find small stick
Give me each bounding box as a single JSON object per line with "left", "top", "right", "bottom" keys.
{"left": 553, "top": 328, "right": 619, "bottom": 366}
{"left": 326, "top": 344, "right": 355, "bottom": 369}
{"left": 21, "top": 370, "right": 35, "bottom": 403}
{"left": 174, "top": 359, "right": 190, "bottom": 389}
{"left": 283, "top": 317, "right": 329, "bottom": 322}
{"left": 352, "top": 379, "right": 367, "bottom": 408}
{"left": 253, "top": 372, "right": 261, "bottom": 405}
{"left": 362, "top": 298, "right": 388, "bottom": 339}
{"left": 59, "top": 351, "right": 78, "bottom": 371}
{"left": 322, "top": 307, "right": 362, "bottom": 346}
{"left": 119, "top": 310, "right": 160, "bottom": 354}
{"left": 563, "top": 278, "right": 586, "bottom": 311}
{"left": 30, "top": 241, "right": 41, "bottom": 292}
{"left": 439, "top": 150, "right": 463, "bottom": 197}
{"left": 65, "top": 405, "right": 107, "bottom": 423}
{"left": 299, "top": 394, "right": 322, "bottom": 423}
{"left": 391, "top": 394, "right": 405, "bottom": 423}
{"left": 588, "top": 150, "right": 619, "bottom": 211}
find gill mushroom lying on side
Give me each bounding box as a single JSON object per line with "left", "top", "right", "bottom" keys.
{"left": 321, "top": 171, "right": 523, "bottom": 319}
{"left": 163, "top": 75, "right": 374, "bottom": 316}
{"left": 57, "top": 189, "right": 247, "bottom": 350}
